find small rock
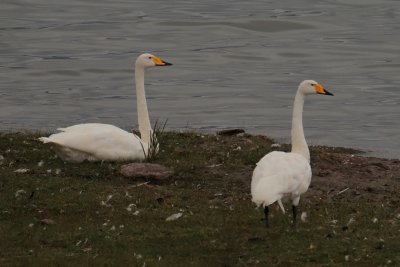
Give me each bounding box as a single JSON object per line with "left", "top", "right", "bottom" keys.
{"left": 166, "top": 212, "right": 183, "bottom": 222}
{"left": 38, "top": 161, "right": 44, "bottom": 167}
{"left": 301, "top": 212, "right": 307, "bottom": 222}
{"left": 41, "top": 218, "right": 55, "bottom": 225}
{"left": 120, "top": 163, "right": 174, "bottom": 181}
{"left": 82, "top": 247, "right": 92, "bottom": 252}
{"left": 217, "top": 128, "right": 245, "bottom": 136}
{"left": 372, "top": 218, "right": 378, "bottom": 223}
{"left": 15, "top": 189, "right": 26, "bottom": 198}
{"left": 271, "top": 143, "right": 281, "bottom": 148}
{"left": 208, "top": 164, "right": 222, "bottom": 168}
{"left": 14, "top": 168, "right": 29, "bottom": 173}
{"left": 126, "top": 204, "right": 136, "bottom": 212}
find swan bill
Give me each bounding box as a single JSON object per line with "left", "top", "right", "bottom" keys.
{"left": 152, "top": 57, "right": 172, "bottom": 66}
{"left": 313, "top": 84, "right": 334, "bottom": 96}
{"left": 323, "top": 89, "right": 334, "bottom": 96}
{"left": 160, "top": 61, "right": 172, "bottom": 66}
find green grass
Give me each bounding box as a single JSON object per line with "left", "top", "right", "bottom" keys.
{"left": 0, "top": 132, "right": 399, "bottom": 266}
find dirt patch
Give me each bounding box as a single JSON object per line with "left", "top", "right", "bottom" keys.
{"left": 205, "top": 144, "right": 400, "bottom": 205}
{"left": 309, "top": 151, "right": 400, "bottom": 204}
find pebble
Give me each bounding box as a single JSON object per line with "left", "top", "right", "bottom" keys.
{"left": 14, "top": 168, "right": 29, "bottom": 173}
{"left": 166, "top": 212, "right": 183, "bottom": 222}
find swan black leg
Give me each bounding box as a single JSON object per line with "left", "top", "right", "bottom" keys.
{"left": 292, "top": 205, "right": 297, "bottom": 227}
{"left": 264, "top": 206, "right": 270, "bottom": 228}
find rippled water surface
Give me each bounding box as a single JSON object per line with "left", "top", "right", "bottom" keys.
{"left": 1, "top": 0, "right": 400, "bottom": 158}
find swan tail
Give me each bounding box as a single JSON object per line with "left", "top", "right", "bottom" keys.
{"left": 38, "top": 137, "right": 51, "bottom": 143}
{"left": 277, "top": 199, "right": 285, "bottom": 214}
{"left": 39, "top": 137, "right": 60, "bottom": 146}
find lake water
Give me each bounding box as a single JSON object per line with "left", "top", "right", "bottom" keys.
{"left": 1, "top": 0, "right": 399, "bottom": 158}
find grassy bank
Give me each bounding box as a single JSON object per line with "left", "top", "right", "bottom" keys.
{"left": 1, "top": 132, "right": 399, "bottom": 266}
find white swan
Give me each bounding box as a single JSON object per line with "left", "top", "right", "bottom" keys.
{"left": 251, "top": 80, "right": 333, "bottom": 227}
{"left": 39, "top": 53, "right": 172, "bottom": 162}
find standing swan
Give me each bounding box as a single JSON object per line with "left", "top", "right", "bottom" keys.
{"left": 251, "top": 80, "right": 333, "bottom": 227}
{"left": 39, "top": 53, "right": 172, "bottom": 162}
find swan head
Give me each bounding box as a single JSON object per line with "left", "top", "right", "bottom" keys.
{"left": 136, "top": 53, "right": 172, "bottom": 68}
{"left": 299, "top": 80, "right": 334, "bottom": 96}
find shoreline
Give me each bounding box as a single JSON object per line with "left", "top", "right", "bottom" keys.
{"left": 0, "top": 128, "right": 397, "bottom": 160}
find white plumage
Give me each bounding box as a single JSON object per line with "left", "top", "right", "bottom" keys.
{"left": 251, "top": 151, "right": 311, "bottom": 211}
{"left": 39, "top": 123, "right": 144, "bottom": 162}
{"left": 251, "top": 80, "right": 333, "bottom": 227}
{"left": 39, "top": 53, "right": 172, "bottom": 162}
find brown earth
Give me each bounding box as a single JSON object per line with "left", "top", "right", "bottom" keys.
{"left": 309, "top": 150, "right": 400, "bottom": 204}
{"left": 203, "top": 138, "right": 400, "bottom": 206}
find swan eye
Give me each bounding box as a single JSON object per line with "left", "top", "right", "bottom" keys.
{"left": 148, "top": 57, "right": 152, "bottom": 60}
{"left": 310, "top": 83, "right": 316, "bottom": 86}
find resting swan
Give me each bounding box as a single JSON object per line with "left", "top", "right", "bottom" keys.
{"left": 39, "top": 53, "right": 172, "bottom": 162}
{"left": 251, "top": 80, "right": 333, "bottom": 227}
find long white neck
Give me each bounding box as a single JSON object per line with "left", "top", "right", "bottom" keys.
{"left": 291, "top": 90, "right": 310, "bottom": 162}
{"left": 135, "top": 65, "right": 152, "bottom": 145}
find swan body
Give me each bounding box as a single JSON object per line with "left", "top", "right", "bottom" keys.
{"left": 39, "top": 123, "right": 145, "bottom": 162}
{"left": 251, "top": 151, "right": 311, "bottom": 209}
{"left": 251, "top": 80, "right": 333, "bottom": 227}
{"left": 39, "top": 53, "right": 172, "bottom": 162}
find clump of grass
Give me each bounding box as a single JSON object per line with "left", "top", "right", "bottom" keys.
{"left": 140, "top": 120, "right": 167, "bottom": 162}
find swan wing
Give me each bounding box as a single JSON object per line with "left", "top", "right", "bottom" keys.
{"left": 40, "top": 123, "right": 145, "bottom": 161}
